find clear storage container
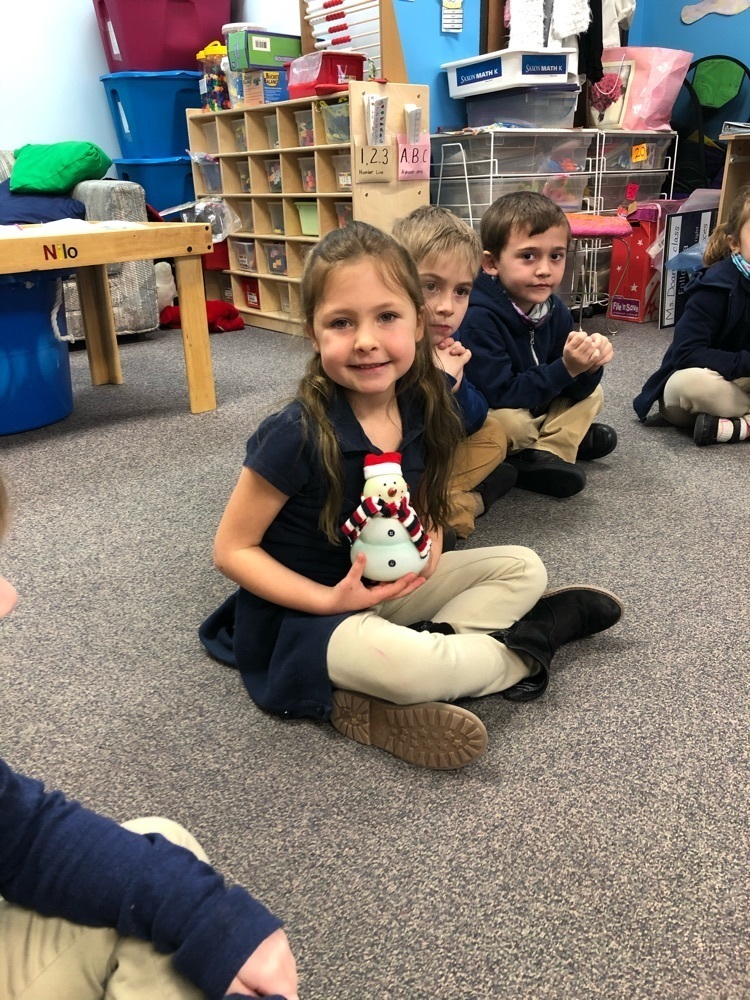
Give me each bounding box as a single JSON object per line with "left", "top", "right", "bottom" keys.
{"left": 466, "top": 85, "right": 581, "bottom": 129}
{"left": 601, "top": 135, "right": 673, "bottom": 172}
{"left": 264, "top": 158, "right": 282, "bottom": 193}
{"left": 235, "top": 240, "right": 257, "bottom": 271}
{"left": 264, "top": 114, "right": 280, "bottom": 149}
{"left": 262, "top": 241, "right": 288, "bottom": 275}
{"left": 268, "top": 202, "right": 285, "bottom": 234}
{"left": 320, "top": 99, "right": 350, "bottom": 143}
{"left": 237, "top": 160, "right": 251, "bottom": 192}
{"left": 294, "top": 109, "right": 315, "bottom": 147}
{"left": 598, "top": 171, "right": 669, "bottom": 210}
{"left": 231, "top": 119, "right": 248, "bottom": 152}
{"left": 297, "top": 156, "right": 316, "bottom": 192}
{"left": 335, "top": 201, "right": 353, "bottom": 228}
{"left": 332, "top": 153, "right": 352, "bottom": 191}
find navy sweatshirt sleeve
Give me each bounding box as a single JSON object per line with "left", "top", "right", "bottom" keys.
{"left": 446, "top": 372, "right": 489, "bottom": 435}
{"left": 0, "top": 758, "right": 282, "bottom": 999}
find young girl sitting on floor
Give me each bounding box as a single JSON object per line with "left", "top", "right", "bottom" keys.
{"left": 200, "top": 222, "right": 622, "bottom": 770}
{"left": 634, "top": 185, "right": 750, "bottom": 445}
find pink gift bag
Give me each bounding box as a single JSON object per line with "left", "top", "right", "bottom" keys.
{"left": 588, "top": 47, "right": 693, "bottom": 131}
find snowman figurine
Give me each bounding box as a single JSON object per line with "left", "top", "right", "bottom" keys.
{"left": 341, "top": 452, "right": 431, "bottom": 582}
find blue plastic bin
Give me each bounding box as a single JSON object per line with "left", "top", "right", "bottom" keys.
{"left": 102, "top": 71, "right": 202, "bottom": 158}
{"left": 113, "top": 157, "right": 195, "bottom": 211}
{"left": 0, "top": 272, "right": 74, "bottom": 435}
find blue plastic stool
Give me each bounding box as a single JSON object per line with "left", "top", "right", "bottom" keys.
{"left": 0, "top": 271, "right": 74, "bottom": 435}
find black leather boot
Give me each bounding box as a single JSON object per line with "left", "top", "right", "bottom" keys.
{"left": 492, "top": 586, "right": 623, "bottom": 702}
{"left": 408, "top": 620, "right": 456, "bottom": 635}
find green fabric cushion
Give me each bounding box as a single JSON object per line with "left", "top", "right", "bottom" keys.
{"left": 9, "top": 142, "right": 112, "bottom": 195}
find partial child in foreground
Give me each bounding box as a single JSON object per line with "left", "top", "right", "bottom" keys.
{"left": 0, "top": 476, "right": 298, "bottom": 1000}
{"left": 458, "top": 192, "right": 617, "bottom": 499}
{"left": 200, "top": 222, "right": 623, "bottom": 770}
{"left": 634, "top": 184, "right": 750, "bottom": 445}
{"left": 392, "top": 205, "right": 516, "bottom": 538}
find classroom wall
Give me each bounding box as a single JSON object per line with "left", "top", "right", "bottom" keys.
{"left": 0, "top": 0, "right": 119, "bottom": 159}
{"left": 629, "top": 0, "right": 750, "bottom": 63}
{"left": 4, "top": 1, "right": 749, "bottom": 164}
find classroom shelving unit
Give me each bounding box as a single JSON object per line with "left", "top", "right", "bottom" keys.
{"left": 187, "top": 81, "right": 429, "bottom": 336}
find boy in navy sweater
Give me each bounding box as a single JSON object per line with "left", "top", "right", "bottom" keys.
{"left": 0, "top": 476, "right": 297, "bottom": 1000}
{"left": 458, "top": 192, "right": 617, "bottom": 498}
{"left": 393, "top": 205, "right": 516, "bottom": 536}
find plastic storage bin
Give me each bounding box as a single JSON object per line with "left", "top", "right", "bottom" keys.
{"left": 268, "top": 202, "right": 285, "bottom": 234}
{"left": 231, "top": 119, "right": 248, "bottom": 152}
{"left": 286, "top": 51, "right": 366, "bottom": 98}
{"left": 235, "top": 202, "right": 254, "bottom": 232}
{"left": 0, "top": 272, "right": 73, "bottom": 435}
{"left": 332, "top": 153, "right": 352, "bottom": 191}
{"left": 442, "top": 46, "right": 577, "bottom": 99}
{"left": 101, "top": 71, "right": 201, "bottom": 158}
{"left": 94, "top": 0, "right": 232, "bottom": 72}
{"left": 335, "top": 201, "right": 353, "bottom": 228}
{"left": 466, "top": 85, "right": 581, "bottom": 129}
{"left": 431, "top": 132, "right": 592, "bottom": 178}
{"left": 113, "top": 156, "right": 194, "bottom": 210}
{"left": 242, "top": 276, "right": 260, "bottom": 309}
{"left": 294, "top": 109, "right": 315, "bottom": 147}
{"left": 599, "top": 171, "right": 669, "bottom": 210}
{"left": 601, "top": 135, "right": 673, "bottom": 171}
{"left": 195, "top": 155, "right": 222, "bottom": 193}
{"left": 264, "top": 114, "right": 280, "bottom": 149}
{"left": 278, "top": 283, "right": 291, "bottom": 313}
{"left": 202, "top": 238, "right": 229, "bottom": 271}
{"left": 320, "top": 99, "right": 350, "bottom": 144}
{"left": 237, "top": 161, "right": 251, "bottom": 192}
{"left": 264, "top": 159, "right": 282, "bottom": 193}
{"left": 196, "top": 41, "right": 231, "bottom": 111}
{"left": 295, "top": 201, "right": 319, "bottom": 236}
{"left": 297, "top": 156, "right": 316, "bottom": 192}
{"left": 262, "top": 242, "right": 288, "bottom": 275}
{"left": 235, "top": 240, "right": 257, "bottom": 271}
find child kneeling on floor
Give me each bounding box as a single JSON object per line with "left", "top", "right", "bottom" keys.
{"left": 457, "top": 191, "right": 617, "bottom": 499}
{"left": 634, "top": 184, "right": 750, "bottom": 445}
{"left": 200, "top": 222, "right": 623, "bottom": 770}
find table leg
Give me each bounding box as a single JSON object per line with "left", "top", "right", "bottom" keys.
{"left": 75, "top": 265, "right": 122, "bottom": 386}
{"left": 173, "top": 255, "right": 216, "bottom": 413}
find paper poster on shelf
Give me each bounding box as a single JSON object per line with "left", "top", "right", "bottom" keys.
{"left": 397, "top": 134, "right": 430, "bottom": 180}
{"left": 354, "top": 144, "right": 396, "bottom": 183}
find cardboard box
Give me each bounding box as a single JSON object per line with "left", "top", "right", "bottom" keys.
{"left": 226, "top": 30, "right": 301, "bottom": 71}
{"left": 659, "top": 209, "right": 718, "bottom": 328}
{"left": 607, "top": 218, "right": 661, "bottom": 323}
{"left": 241, "top": 69, "right": 289, "bottom": 106}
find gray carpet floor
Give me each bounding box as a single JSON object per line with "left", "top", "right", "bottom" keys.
{"left": 1, "top": 316, "right": 748, "bottom": 999}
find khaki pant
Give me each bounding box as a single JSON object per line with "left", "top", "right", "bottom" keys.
{"left": 0, "top": 819, "right": 206, "bottom": 1000}
{"left": 490, "top": 385, "right": 604, "bottom": 464}
{"left": 448, "top": 414, "right": 509, "bottom": 538}
{"left": 660, "top": 369, "right": 750, "bottom": 427}
{"left": 328, "top": 545, "right": 547, "bottom": 703}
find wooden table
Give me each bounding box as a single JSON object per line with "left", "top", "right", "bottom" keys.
{"left": 0, "top": 221, "right": 216, "bottom": 413}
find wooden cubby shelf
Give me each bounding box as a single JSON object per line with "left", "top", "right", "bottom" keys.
{"left": 187, "top": 81, "right": 429, "bottom": 336}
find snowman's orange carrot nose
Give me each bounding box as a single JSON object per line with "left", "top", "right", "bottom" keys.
{"left": 388, "top": 487, "right": 398, "bottom": 497}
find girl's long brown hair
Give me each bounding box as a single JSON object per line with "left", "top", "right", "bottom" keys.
{"left": 298, "top": 222, "right": 464, "bottom": 544}
{"left": 704, "top": 184, "right": 750, "bottom": 265}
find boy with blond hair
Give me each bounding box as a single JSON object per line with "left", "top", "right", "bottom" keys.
{"left": 393, "top": 205, "right": 516, "bottom": 538}
{"left": 458, "top": 192, "right": 617, "bottom": 499}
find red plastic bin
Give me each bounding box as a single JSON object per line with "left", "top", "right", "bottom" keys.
{"left": 93, "top": 0, "right": 231, "bottom": 72}
{"left": 285, "top": 51, "right": 366, "bottom": 99}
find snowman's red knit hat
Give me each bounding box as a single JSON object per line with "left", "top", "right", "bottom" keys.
{"left": 363, "top": 452, "right": 403, "bottom": 479}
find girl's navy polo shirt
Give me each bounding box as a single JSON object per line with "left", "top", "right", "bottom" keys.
{"left": 199, "top": 388, "right": 427, "bottom": 721}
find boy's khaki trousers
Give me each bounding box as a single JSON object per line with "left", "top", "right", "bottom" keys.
{"left": 448, "top": 414, "right": 509, "bottom": 538}
{"left": 0, "top": 818, "right": 205, "bottom": 1000}
{"left": 491, "top": 385, "right": 604, "bottom": 464}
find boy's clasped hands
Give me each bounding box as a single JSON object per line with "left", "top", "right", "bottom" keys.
{"left": 562, "top": 329, "right": 614, "bottom": 377}
{"left": 432, "top": 335, "right": 472, "bottom": 390}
